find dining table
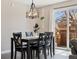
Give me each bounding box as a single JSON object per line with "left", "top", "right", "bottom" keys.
{"left": 11, "top": 35, "right": 55, "bottom": 59}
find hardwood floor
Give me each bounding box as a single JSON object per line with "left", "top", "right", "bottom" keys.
{"left": 1, "top": 49, "right": 70, "bottom": 59}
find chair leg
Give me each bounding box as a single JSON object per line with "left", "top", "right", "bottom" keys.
{"left": 43, "top": 47, "right": 47, "bottom": 59}
{"left": 31, "top": 50, "right": 32, "bottom": 59}
{"left": 23, "top": 52, "right": 25, "bottom": 59}
{"left": 21, "top": 52, "right": 23, "bottom": 59}
{"left": 50, "top": 46, "right": 52, "bottom": 57}
{"left": 26, "top": 51, "right": 28, "bottom": 59}
{"left": 37, "top": 49, "right": 40, "bottom": 59}
{"left": 36, "top": 50, "right": 38, "bottom": 58}
{"left": 14, "top": 51, "right": 17, "bottom": 59}
{"left": 27, "top": 48, "right": 31, "bottom": 59}
{"left": 48, "top": 48, "right": 49, "bottom": 55}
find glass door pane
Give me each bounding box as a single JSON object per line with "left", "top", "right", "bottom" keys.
{"left": 69, "top": 8, "right": 77, "bottom": 41}
{"left": 55, "top": 10, "right": 67, "bottom": 47}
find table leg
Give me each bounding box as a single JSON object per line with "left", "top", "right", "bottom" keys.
{"left": 11, "top": 38, "right": 13, "bottom": 59}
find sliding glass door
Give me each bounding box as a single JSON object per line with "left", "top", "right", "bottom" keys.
{"left": 55, "top": 10, "right": 67, "bottom": 47}
{"left": 69, "top": 8, "right": 77, "bottom": 43}
{"left": 54, "top": 6, "right": 77, "bottom": 48}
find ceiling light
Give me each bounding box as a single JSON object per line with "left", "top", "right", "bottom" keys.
{"left": 26, "top": 0, "right": 39, "bottom": 19}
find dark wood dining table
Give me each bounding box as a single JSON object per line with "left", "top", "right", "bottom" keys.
{"left": 11, "top": 36, "right": 55, "bottom": 59}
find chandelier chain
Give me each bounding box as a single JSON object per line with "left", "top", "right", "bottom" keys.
{"left": 32, "top": 0, "right": 33, "bottom": 3}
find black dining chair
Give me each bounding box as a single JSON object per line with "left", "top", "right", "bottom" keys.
{"left": 25, "top": 32, "right": 33, "bottom": 37}
{"left": 12, "top": 32, "right": 27, "bottom": 59}
{"left": 21, "top": 39, "right": 31, "bottom": 59}
{"left": 38, "top": 32, "right": 53, "bottom": 59}
{"left": 30, "top": 33, "right": 47, "bottom": 59}
{"left": 45, "top": 32, "right": 53, "bottom": 57}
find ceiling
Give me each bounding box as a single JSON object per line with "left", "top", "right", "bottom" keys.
{"left": 12, "top": 0, "right": 69, "bottom": 7}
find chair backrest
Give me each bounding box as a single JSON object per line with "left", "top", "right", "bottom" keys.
{"left": 39, "top": 33, "right": 46, "bottom": 45}
{"left": 39, "top": 33, "right": 45, "bottom": 39}
{"left": 27, "top": 33, "right": 47, "bottom": 48}
{"left": 13, "top": 32, "right": 22, "bottom": 47}
{"left": 45, "top": 32, "right": 53, "bottom": 44}
{"left": 25, "top": 32, "right": 33, "bottom": 36}
{"left": 45, "top": 32, "right": 53, "bottom": 38}
{"left": 28, "top": 33, "right": 46, "bottom": 47}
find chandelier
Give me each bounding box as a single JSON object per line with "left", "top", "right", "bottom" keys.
{"left": 26, "top": 0, "right": 39, "bottom": 19}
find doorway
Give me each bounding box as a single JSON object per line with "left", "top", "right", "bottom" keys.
{"left": 53, "top": 6, "right": 77, "bottom": 48}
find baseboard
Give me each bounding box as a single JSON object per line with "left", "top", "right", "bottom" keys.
{"left": 1, "top": 50, "right": 11, "bottom": 54}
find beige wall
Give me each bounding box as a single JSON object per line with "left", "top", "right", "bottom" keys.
{"left": 1, "top": 0, "right": 37, "bottom": 53}
{"left": 38, "top": 0, "right": 77, "bottom": 36}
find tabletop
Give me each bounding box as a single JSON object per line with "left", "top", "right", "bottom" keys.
{"left": 22, "top": 36, "right": 39, "bottom": 40}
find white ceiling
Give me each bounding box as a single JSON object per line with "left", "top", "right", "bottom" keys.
{"left": 12, "top": 0, "right": 69, "bottom": 7}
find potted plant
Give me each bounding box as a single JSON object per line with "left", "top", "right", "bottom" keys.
{"left": 33, "top": 23, "right": 40, "bottom": 34}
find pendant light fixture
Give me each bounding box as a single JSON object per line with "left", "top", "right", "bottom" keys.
{"left": 26, "top": 0, "right": 39, "bottom": 19}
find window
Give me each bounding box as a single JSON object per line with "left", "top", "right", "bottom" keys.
{"left": 53, "top": 6, "right": 77, "bottom": 48}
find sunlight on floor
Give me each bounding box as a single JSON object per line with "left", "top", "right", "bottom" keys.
{"left": 55, "top": 49, "right": 71, "bottom": 56}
